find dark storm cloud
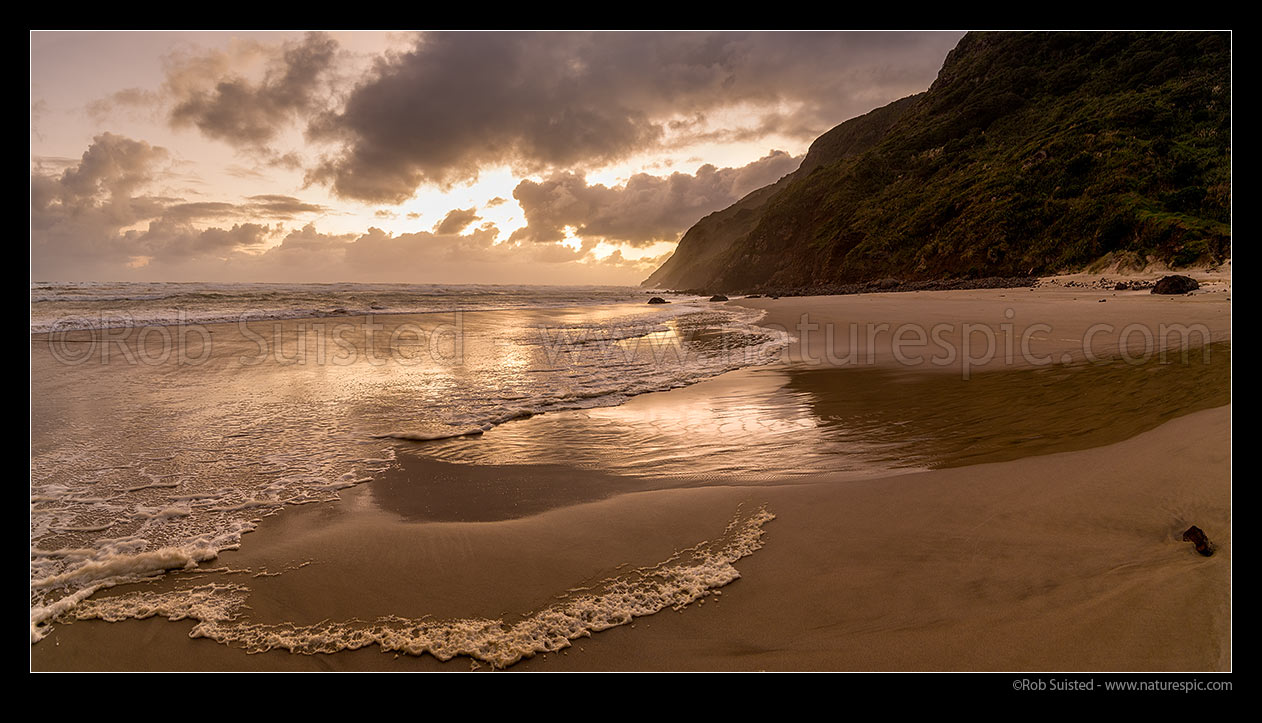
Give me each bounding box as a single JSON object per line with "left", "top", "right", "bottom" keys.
{"left": 511, "top": 149, "right": 801, "bottom": 246}
{"left": 433, "top": 207, "right": 481, "bottom": 234}
{"left": 306, "top": 31, "right": 960, "bottom": 202}
{"left": 168, "top": 32, "right": 338, "bottom": 147}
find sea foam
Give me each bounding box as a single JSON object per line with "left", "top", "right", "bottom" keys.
{"left": 32, "top": 287, "right": 786, "bottom": 647}
{"left": 63, "top": 506, "right": 775, "bottom": 668}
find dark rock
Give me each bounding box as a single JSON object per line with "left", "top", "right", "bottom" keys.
{"left": 709, "top": 294, "right": 729, "bottom": 302}
{"left": 1182, "top": 525, "right": 1214, "bottom": 556}
{"left": 1152, "top": 275, "right": 1200, "bottom": 295}
{"left": 647, "top": 297, "right": 669, "bottom": 304}
{"left": 1097, "top": 298, "right": 1107, "bottom": 303}
{"left": 875, "top": 277, "right": 901, "bottom": 290}
{"left": 1114, "top": 282, "right": 1130, "bottom": 291}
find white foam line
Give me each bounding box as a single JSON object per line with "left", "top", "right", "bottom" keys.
{"left": 62, "top": 506, "right": 775, "bottom": 668}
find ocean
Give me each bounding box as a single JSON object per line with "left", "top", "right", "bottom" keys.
{"left": 29, "top": 282, "right": 788, "bottom": 642}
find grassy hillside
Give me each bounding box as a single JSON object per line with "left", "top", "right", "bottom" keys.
{"left": 643, "top": 94, "right": 922, "bottom": 289}
{"left": 648, "top": 32, "right": 1231, "bottom": 292}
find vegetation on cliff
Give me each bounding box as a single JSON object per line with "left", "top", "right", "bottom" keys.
{"left": 645, "top": 32, "right": 1230, "bottom": 292}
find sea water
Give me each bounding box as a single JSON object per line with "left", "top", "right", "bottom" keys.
{"left": 30, "top": 282, "right": 787, "bottom": 642}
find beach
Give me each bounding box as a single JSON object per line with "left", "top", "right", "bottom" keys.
{"left": 30, "top": 279, "right": 1231, "bottom": 671}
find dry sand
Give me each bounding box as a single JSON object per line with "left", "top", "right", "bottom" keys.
{"left": 31, "top": 282, "right": 1231, "bottom": 671}
{"left": 735, "top": 274, "right": 1229, "bottom": 372}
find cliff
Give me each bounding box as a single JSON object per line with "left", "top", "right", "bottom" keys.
{"left": 644, "top": 32, "right": 1231, "bottom": 292}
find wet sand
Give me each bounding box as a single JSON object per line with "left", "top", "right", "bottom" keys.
{"left": 31, "top": 405, "right": 1231, "bottom": 671}
{"left": 31, "top": 282, "right": 1231, "bottom": 671}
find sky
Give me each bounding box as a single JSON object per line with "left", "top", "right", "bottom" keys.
{"left": 30, "top": 31, "right": 964, "bottom": 285}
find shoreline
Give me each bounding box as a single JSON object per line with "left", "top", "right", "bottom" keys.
{"left": 730, "top": 279, "right": 1229, "bottom": 373}
{"left": 654, "top": 263, "right": 1230, "bottom": 299}
{"left": 31, "top": 265, "right": 1230, "bottom": 337}
{"left": 30, "top": 283, "right": 1231, "bottom": 671}
{"left": 31, "top": 404, "right": 1231, "bottom": 671}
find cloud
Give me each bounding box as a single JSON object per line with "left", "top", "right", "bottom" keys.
{"left": 225, "top": 164, "right": 270, "bottom": 180}
{"left": 167, "top": 32, "right": 338, "bottom": 148}
{"left": 274, "top": 223, "right": 358, "bottom": 251}
{"left": 225, "top": 224, "right": 649, "bottom": 284}
{"left": 432, "top": 207, "right": 480, "bottom": 234}
{"left": 160, "top": 201, "right": 239, "bottom": 221}
{"left": 244, "top": 194, "right": 328, "bottom": 218}
{"left": 86, "top": 87, "right": 163, "bottom": 123}
{"left": 31, "top": 134, "right": 324, "bottom": 278}
{"left": 122, "top": 220, "right": 272, "bottom": 261}
{"left": 31, "top": 134, "right": 173, "bottom": 278}
{"left": 52, "top": 132, "right": 171, "bottom": 201}
{"left": 31, "top": 99, "right": 49, "bottom": 141}
{"left": 510, "top": 149, "right": 801, "bottom": 246}
{"left": 304, "top": 31, "right": 959, "bottom": 202}
{"left": 30, "top": 134, "right": 657, "bottom": 283}
{"left": 161, "top": 195, "right": 329, "bottom": 222}
{"left": 31, "top": 155, "right": 82, "bottom": 174}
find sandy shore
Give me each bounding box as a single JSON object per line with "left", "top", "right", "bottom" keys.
{"left": 31, "top": 283, "right": 1231, "bottom": 671}
{"left": 733, "top": 275, "right": 1229, "bottom": 372}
